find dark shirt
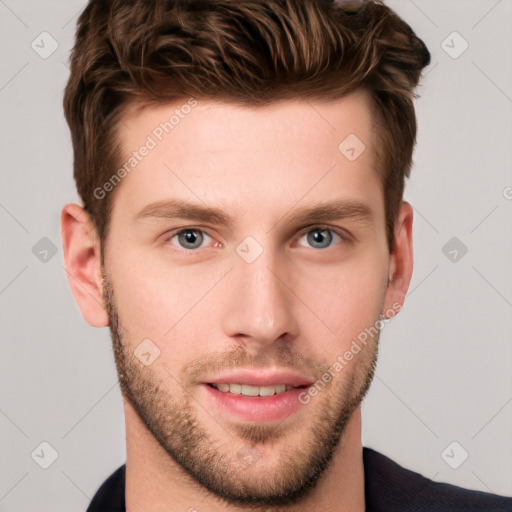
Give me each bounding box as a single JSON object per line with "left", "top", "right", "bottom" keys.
{"left": 87, "top": 447, "right": 512, "bottom": 511}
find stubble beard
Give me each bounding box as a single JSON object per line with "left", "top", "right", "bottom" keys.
{"left": 102, "top": 270, "right": 379, "bottom": 510}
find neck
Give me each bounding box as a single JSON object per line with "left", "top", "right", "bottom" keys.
{"left": 124, "top": 399, "right": 365, "bottom": 512}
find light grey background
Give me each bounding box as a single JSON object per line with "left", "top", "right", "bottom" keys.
{"left": 1, "top": 1, "right": 511, "bottom": 510}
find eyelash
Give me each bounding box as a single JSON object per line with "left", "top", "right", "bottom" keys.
{"left": 163, "top": 225, "right": 350, "bottom": 255}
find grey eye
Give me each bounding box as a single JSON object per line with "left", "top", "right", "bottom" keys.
{"left": 300, "top": 228, "right": 340, "bottom": 249}
{"left": 175, "top": 229, "right": 206, "bottom": 250}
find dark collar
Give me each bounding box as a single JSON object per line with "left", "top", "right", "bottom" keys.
{"left": 87, "top": 447, "right": 512, "bottom": 512}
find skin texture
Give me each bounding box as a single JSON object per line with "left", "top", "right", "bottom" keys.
{"left": 61, "top": 89, "right": 414, "bottom": 512}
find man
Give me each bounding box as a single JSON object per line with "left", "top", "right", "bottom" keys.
{"left": 60, "top": 0, "right": 512, "bottom": 510}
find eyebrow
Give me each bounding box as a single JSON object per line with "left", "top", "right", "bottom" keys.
{"left": 133, "top": 197, "right": 374, "bottom": 229}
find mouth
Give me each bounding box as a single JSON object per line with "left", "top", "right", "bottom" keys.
{"left": 206, "top": 382, "right": 310, "bottom": 397}
{"left": 201, "top": 371, "right": 314, "bottom": 422}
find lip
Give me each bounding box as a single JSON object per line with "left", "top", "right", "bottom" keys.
{"left": 203, "top": 383, "right": 310, "bottom": 422}
{"left": 202, "top": 369, "right": 315, "bottom": 388}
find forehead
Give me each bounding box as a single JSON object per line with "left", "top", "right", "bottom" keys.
{"left": 120, "top": 90, "right": 374, "bottom": 151}
{"left": 111, "top": 91, "right": 382, "bottom": 224}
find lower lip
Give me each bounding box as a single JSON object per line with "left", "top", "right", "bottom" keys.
{"left": 203, "top": 384, "right": 309, "bottom": 422}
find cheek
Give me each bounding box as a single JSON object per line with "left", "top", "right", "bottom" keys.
{"left": 293, "top": 253, "right": 386, "bottom": 342}
{"left": 107, "top": 251, "right": 221, "bottom": 360}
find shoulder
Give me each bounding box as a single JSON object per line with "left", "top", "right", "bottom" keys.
{"left": 363, "top": 446, "right": 512, "bottom": 512}
{"left": 86, "top": 463, "right": 126, "bottom": 512}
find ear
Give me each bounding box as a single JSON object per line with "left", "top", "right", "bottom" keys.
{"left": 60, "top": 203, "right": 109, "bottom": 327}
{"left": 381, "top": 200, "right": 414, "bottom": 319}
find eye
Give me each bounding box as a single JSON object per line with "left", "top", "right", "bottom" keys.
{"left": 297, "top": 226, "right": 345, "bottom": 249}
{"left": 168, "top": 228, "right": 213, "bottom": 251}
{"left": 164, "top": 225, "right": 348, "bottom": 254}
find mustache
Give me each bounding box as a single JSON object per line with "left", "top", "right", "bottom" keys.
{"left": 186, "top": 344, "right": 329, "bottom": 384}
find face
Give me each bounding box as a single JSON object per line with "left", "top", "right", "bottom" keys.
{"left": 92, "top": 91, "right": 403, "bottom": 507}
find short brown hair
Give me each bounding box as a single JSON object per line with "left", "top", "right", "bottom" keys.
{"left": 63, "top": 0, "right": 430, "bottom": 254}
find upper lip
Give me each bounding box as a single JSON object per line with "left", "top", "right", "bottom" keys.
{"left": 203, "top": 369, "right": 315, "bottom": 388}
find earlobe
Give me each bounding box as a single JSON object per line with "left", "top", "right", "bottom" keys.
{"left": 61, "top": 203, "right": 109, "bottom": 328}
{"left": 381, "top": 200, "right": 414, "bottom": 319}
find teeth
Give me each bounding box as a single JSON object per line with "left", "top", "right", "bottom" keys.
{"left": 241, "top": 385, "right": 259, "bottom": 396}
{"left": 259, "top": 385, "right": 280, "bottom": 397}
{"left": 212, "top": 383, "right": 295, "bottom": 396}
{"left": 229, "top": 383, "right": 241, "bottom": 394}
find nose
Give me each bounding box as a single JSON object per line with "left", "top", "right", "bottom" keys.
{"left": 220, "top": 242, "right": 299, "bottom": 350}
